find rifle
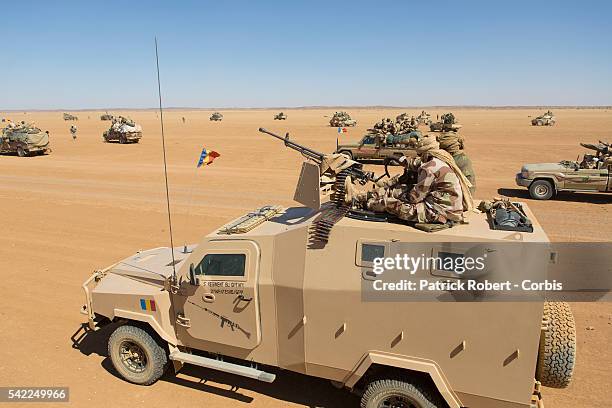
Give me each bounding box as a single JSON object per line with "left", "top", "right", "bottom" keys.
{"left": 258, "top": 128, "right": 374, "bottom": 183}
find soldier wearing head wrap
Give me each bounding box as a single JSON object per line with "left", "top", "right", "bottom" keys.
{"left": 346, "top": 135, "right": 474, "bottom": 224}
{"left": 437, "top": 132, "right": 476, "bottom": 194}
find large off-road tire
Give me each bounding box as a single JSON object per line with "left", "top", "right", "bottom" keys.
{"left": 361, "top": 379, "right": 441, "bottom": 408}
{"left": 536, "top": 302, "right": 576, "bottom": 388}
{"left": 529, "top": 179, "right": 554, "bottom": 200}
{"left": 17, "top": 146, "right": 27, "bottom": 157}
{"left": 108, "top": 325, "right": 169, "bottom": 385}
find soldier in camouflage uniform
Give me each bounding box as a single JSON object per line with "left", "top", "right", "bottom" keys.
{"left": 346, "top": 136, "right": 474, "bottom": 223}
{"left": 437, "top": 133, "right": 476, "bottom": 194}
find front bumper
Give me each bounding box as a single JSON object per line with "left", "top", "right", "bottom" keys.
{"left": 80, "top": 265, "right": 115, "bottom": 330}
{"left": 515, "top": 173, "right": 532, "bottom": 187}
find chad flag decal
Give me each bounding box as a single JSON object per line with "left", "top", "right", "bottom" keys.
{"left": 140, "top": 299, "right": 157, "bottom": 312}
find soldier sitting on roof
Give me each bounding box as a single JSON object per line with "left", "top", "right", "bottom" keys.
{"left": 345, "top": 135, "right": 474, "bottom": 224}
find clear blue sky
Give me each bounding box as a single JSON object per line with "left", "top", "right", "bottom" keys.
{"left": 1, "top": 0, "right": 611, "bottom": 109}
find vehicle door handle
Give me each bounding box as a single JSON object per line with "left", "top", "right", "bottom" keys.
{"left": 237, "top": 294, "right": 253, "bottom": 302}
{"left": 176, "top": 313, "right": 191, "bottom": 328}
{"left": 202, "top": 293, "right": 216, "bottom": 303}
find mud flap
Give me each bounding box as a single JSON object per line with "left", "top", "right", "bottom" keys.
{"left": 530, "top": 381, "right": 544, "bottom": 408}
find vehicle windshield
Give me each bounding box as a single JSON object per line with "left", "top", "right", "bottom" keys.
{"left": 362, "top": 136, "right": 375, "bottom": 144}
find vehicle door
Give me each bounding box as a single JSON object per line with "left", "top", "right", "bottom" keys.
{"left": 173, "top": 239, "right": 262, "bottom": 350}
{"left": 564, "top": 167, "right": 607, "bottom": 191}
{"left": 355, "top": 135, "right": 378, "bottom": 159}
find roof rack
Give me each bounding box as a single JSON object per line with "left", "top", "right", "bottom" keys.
{"left": 218, "top": 205, "right": 283, "bottom": 235}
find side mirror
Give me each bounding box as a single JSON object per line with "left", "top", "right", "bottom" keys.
{"left": 189, "top": 263, "right": 199, "bottom": 286}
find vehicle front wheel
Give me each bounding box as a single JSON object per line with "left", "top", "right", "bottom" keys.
{"left": 108, "top": 325, "right": 169, "bottom": 385}
{"left": 529, "top": 180, "right": 554, "bottom": 200}
{"left": 361, "top": 379, "right": 441, "bottom": 408}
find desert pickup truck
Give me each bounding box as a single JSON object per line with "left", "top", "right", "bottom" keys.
{"left": 336, "top": 133, "right": 418, "bottom": 163}
{"left": 516, "top": 142, "right": 611, "bottom": 199}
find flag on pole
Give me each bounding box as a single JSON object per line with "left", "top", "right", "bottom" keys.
{"left": 197, "top": 148, "right": 220, "bottom": 167}
{"left": 337, "top": 127, "right": 347, "bottom": 134}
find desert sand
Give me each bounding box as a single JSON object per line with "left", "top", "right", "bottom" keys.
{"left": 0, "top": 108, "right": 610, "bottom": 407}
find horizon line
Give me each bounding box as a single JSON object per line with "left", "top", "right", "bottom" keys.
{"left": 2, "top": 105, "right": 612, "bottom": 113}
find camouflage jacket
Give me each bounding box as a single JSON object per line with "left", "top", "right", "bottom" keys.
{"left": 408, "top": 157, "right": 463, "bottom": 222}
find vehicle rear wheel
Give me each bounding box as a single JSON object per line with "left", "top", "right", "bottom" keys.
{"left": 536, "top": 302, "right": 576, "bottom": 388}
{"left": 361, "top": 379, "right": 441, "bottom": 408}
{"left": 108, "top": 325, "right": 169, "bottom": 385}
{"left": 17, "top": 146, "right": 27, "bottom": 157}
{"left": 529, "top": 180, "right": 554, "bottom": 200}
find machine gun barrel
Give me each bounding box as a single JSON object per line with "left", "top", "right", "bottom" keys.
{"left": 258, "top": 127, "right": 374, "bottom": 183}
{"left": 258, "top": 128, "right": 324, "bottom": 163}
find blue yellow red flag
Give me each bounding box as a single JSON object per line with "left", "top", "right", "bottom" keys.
{"left": 197, "top": 148, "right": 220, "bottom": 167}
{"left": 337, "top": 127, "right": 347, "bottom": 134}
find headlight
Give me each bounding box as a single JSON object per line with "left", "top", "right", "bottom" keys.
{"left": 521, "top": 167, "right": 529, "bottom": 178}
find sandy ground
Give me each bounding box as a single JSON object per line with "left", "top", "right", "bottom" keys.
{"left": 0, "top": 108, "right": 610, "bottom": 407}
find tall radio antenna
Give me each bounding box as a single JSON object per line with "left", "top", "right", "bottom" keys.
{"left": 154, "top": 37, "right": 177, "bottom": 283}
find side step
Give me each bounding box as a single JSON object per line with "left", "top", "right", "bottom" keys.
{"left": 169, "top": 351, "right": 276, "bottom": 383}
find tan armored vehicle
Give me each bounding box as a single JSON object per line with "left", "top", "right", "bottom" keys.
{"left": 430, "top": 113, "right": 462, "bottom": 132}
{"left": 1, "top": 123, "right": 51, "bottom": 157}
{"left": 273, "top": 112, "right": 287, "bottom": 120}
{"left": 102, "top": 116, "right": 142, "bottom": 144}
{"left": 210, "top": 112, "right": 223, "bottom": 121}
{"left": 81, "top": 128, "right": 575, "bottom": 408}
{"left": 336, "top": 131, "right": 420, "bottom": 163}
{"left": 63, "top": 112, "right": 78, "bottom": 121}
{"left": 330, "top": 111, "right": 357, "bottom": 127}
{"left": 531, "top": 111, "right": 555, "bottom": 126}
{"left": 516, "top": 141, "right": 611, "bottom": 199}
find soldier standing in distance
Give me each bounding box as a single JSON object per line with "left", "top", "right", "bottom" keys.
{"left": 70, "top": 125, "right": 77, "bottom": 140}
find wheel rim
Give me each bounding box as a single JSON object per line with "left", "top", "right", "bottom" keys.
{"left": 119, "top": 340, "right": 148, "bottom": 373}
{"left": 378, "top": 394, "right": 419, "bottom": 408}
{"left": 534, "top": 184, "right": 549, "bottom": 197}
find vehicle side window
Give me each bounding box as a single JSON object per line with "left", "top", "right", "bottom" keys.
{"left": 362, "top": 136, "right": 374, "bottom": 145}
{"left": 362, "top": 244, "right": 385, "bottom": 262}
{"left": 194, "top": 254, "right": 246, "bottom": 277}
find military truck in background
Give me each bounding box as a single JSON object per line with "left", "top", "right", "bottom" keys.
{"left": 80, "top": 127, "right": 576, "bottom": 408}
{"left": 516, "top": 141, "right": 611, "bottom": 199}
{"left": 102, "top": 116, "right": 142, "bottom": 144}
{"left": 336, "top": 132, "right": 420, "bottom": 163}
{"left": 100, "top": 113, "right": 114, "bottom": 121}
{"left": 1, "top": 123, "right": 51, "bottom": 157}
{"left": 274, "top": 112, "right": 287, "bottom": 120}
{"left": 430, "top": 113, "right": 461, "bottom": 132}
{"left": 210, "top": 112, "right": 223, "bottom": 121}
{"left": 329, "top": 111, "right": 357, "bottom": 127}
{"left": 531, "top": 111, "right": 556, "bottom": 126}
{"left": 416, "top": 110, "right": 433, "bottom": 126}
{"left": 63, "top": 113, "right": 78, "bottom": 121}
